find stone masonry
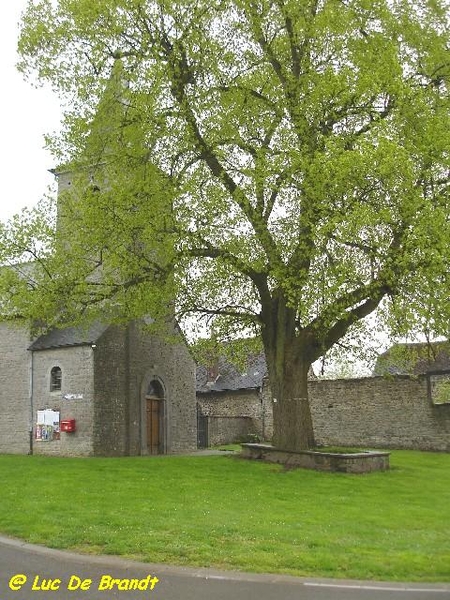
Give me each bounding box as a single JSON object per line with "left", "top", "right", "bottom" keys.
{"left": 93, "top": 322, "right": 197, "bottom": 456}
{"left": 197, "top": 388, "right": 269, "bottom": 445}
{"left": 0, "top": 321, "right": 32, "bottom": 454}
{"left": 198, "top": 374, "right": 450, "bottom": 451}
{"left": 0, "top": 320, "right": 197, "bottom": 457}
{"left": 309, "top": 375, "right": 450, "bottom": 452}
{"left": 32, "top": 344, "right": 95, "bottom": 457}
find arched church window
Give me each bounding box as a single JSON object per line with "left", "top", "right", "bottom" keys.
{"left": 146, "top": 379, "right": 164, "bottom": 398}
{"left": 50, "top": 366, "right": 62, "bottom": 392}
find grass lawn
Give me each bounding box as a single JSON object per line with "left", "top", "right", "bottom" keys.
{"left": 0, "top": 450, "right": 449, "bottom": 582}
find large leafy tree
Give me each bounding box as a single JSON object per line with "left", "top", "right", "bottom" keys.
{"left": 2, "top": 0, "right": 449, "bottom": 451}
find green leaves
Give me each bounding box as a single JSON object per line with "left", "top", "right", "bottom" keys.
{"left": 5, "top": 0, "right": 449, "bottom": 355}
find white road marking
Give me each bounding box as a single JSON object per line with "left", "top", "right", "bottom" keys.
{"left": 304, "top": 582, "right": 449, "bottom": 593}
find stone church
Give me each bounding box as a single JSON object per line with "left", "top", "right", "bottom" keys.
{"left": 0, "top": 165, "right": 197, "bottom": 459}
{"left": 0, "top": 317, "right": 197, "bottom": 457}
{"left": 0, "top": 65, "right": 198, "bottom": 458}
{"left": 0, "top": 173, "right": 197, "bottom": 458}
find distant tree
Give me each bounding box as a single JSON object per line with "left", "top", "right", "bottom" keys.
{"left": 1, "top": 0, "right": 449, "bottom": 451}
{"left": 374, "top": 340, "right": 450, "bottom": 376}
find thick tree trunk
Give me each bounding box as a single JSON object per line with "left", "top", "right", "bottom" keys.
{"left": 260, "top": 294, "right": 316, "bottom": 452}
{"left": 271, "top": 357, "right": 315, "bottom": 452}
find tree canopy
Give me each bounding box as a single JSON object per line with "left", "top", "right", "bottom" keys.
{"left": 1, "top": 0, "right": 449, "bottom": 450}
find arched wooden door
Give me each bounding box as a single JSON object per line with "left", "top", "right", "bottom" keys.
{"left": 146, "top": 379, "right": 165, "bottom": 455}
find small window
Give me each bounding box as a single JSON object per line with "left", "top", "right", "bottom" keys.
{"left": 50, "top": 366, "right": 62, "bottom": 392}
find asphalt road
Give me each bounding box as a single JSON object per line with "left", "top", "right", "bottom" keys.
{"left": 0, "top": 536, "right": 449, "bottom": 600}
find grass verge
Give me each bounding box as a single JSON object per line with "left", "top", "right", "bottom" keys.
{"left": 0, "top": 451, "right": 449, "bottom": 582}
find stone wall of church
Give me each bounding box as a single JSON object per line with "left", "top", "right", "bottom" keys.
{"left": 91, "top": 322, "right": 197, "bottom": 456}
{"left": 93, "top": 326, "right": 130, "bottom": 456}
{"left": 0, "top": 321, "right": 31, "bottom": 454}
{"left": 32, "top": 345, "right": 95, "bottom": 456}
{"left": 128, "top": 322, "right": 197, "bottom": 455}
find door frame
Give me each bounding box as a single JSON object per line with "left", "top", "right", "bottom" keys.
{"left": 142, "top": 377, "right": 166, "bottom": 455}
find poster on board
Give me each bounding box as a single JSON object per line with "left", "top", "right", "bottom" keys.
{"left": 35, "top": 409, "right": 60, "bottom": 441}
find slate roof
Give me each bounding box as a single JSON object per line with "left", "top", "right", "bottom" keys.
{"left": 196, "top": 353, "right": 267, "bottom": 393}
{"left": 196, "top": 352, "right": 317, "bottom": 393}
{"left": 373, "top": 341, "right": 450, "bottom": 376}
{"left": 28, "top": 322, "right": 109, "bottom": 351}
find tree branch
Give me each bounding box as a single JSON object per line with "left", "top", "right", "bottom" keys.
{"left": 163, "top": 40, "right": 284, "bottom": 271}
{"left": 184, "top": 238, "right": 272, "bottom": 312}
{"left": 317, "top": 291, "right": 388, "bottom": 358}
{"left": 185, "top": 243, "right": 263, "bottom": 283}
{"left": 178, "top": 303, "right": 261, "bottom": 324}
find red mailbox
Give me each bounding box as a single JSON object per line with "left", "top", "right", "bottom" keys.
{"left": 61, "top": 419, "right": 76, "bottom": 433}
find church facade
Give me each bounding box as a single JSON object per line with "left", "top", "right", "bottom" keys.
{"left": 0, "top": 319, "right": 197, "bottom": 457}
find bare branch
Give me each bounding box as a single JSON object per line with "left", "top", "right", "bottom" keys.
{"left": 178, "top": 303, "right": 261, "bottom": 323}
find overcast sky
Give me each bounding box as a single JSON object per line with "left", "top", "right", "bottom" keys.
{"left": 0, "top": 1, "right": 62, "bottom": 224}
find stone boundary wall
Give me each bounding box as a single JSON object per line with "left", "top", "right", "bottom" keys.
{"left": 208, "top": 416, "right": 255, "bottom": 446}
{"left": 309, "top": 375, "right": 450, "bottom": 451}
{"left": 198, "top": 375, "right": 450, "bottom": 451}
{"left": 197, "top": 389, "right": 268, "bottom": 444}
